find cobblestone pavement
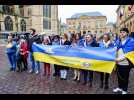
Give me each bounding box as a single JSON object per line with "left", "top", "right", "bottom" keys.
{"left": 0, "top": 42, "right": 134, "bottom": 94}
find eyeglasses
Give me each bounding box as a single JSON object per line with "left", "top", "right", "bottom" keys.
{"left": 120, "top": 31, "right": 126, "bottom": 33}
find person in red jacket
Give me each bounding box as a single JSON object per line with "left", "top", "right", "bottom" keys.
{"left": 19, "top": 35, "right": 28, "bottom": 71}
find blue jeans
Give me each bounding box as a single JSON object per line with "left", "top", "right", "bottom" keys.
{"left": 7, "top": 53, "right": 16, "bottom": 70}
{"left": 29, "top": 52, "right": 36, "bottom": 71}
{"left": 35, "top": 61, "right": 40, "bottom": 71}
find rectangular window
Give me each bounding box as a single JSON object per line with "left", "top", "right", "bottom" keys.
{"left": 43, "top": 5, "right": 50, "bottom": 17}
{"left": 43, "top": 19, "right": 48, "bottom": 29}
{"left": 43, "top": 5, "right": 51, "bottom": 18}
{"left": 28, "top": 8, "right": 31, "bottom": 16}
{"left": 43, "top": 5, "right": 47, "bottom": 17}
{"left": 49, "top": 6, "right": 51, "bottom": 18}
{"left": 20, "top": 7, "right": 24, "bottom": 16}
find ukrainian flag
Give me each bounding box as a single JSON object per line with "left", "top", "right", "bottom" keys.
{"left": 125, "top": 51, "right": 134, "bottom": 65}
{"left": 32, "top": 43, "right": 117, "bottom": 74}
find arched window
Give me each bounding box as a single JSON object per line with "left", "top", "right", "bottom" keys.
{"left": 3, "top": 5, "right": 9, "bottom": 14}
{"left": 4, "top": 16, "right": 13, "bottom": 31}
{"left": 2, "top": 5, "right": 13, "bottom": 14}
{"left": 20, "top": 19, "right": 26, "bottom": 32}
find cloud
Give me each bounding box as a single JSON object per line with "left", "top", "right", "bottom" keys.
{"left": 58, "top": 5, "right": 118, "bottom": 24}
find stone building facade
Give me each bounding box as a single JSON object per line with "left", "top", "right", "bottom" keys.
{"left": 116, "top": 5, "right": 134, "bottom": 33}
{"left": 0, "top": 5, "right": 58, "bottom": 34}
{"left": 0, "top": 5, "right": 28, "bottom": 32}
{"left": 66, "top": 12, "right": 107, "bottom": 35}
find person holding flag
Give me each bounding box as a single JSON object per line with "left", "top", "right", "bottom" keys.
{"left": 42, "top": 36, "right": 52, "bottom": 76}
{"left": 60, "top": 33, "right": 71, "bottom": 80}
{"left": 27, "top": 28, "right": 39, "bottom": 74}
{"left": 98, "top": 33, "right": 114, "bottom": 89}
{"left": 80, "top": 33, "right": 99, "bottom": 87}
{"left": 113, "top": 28, "right": 134, "bottom": 94}
{"left": 52, "top": 35, "right": 61, "bottom": 77}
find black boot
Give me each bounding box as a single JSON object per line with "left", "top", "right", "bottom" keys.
{"left": 23, "top": 64, "right": 28, "bottom": 71}
{"left": 17, "top": 65, "right": 21, "bottom": 72}
{"left": 77, "top": 80, "right": 80, "bottom": 83}
{"left": 20, "top": 65, "right": 23, "bottom": 72}
{"left": 73, "top": 76, "right": 78, "bottom": 81}
{"left": 82, "top": 81, "right": 87, "bottom": 85}
{"left": 17, "top": 68, "right": 20, "bottom": 72}
{"left": 13, "top": 68, "right": 16, "bottom": 72}
{"left": 104, "top": 73, "right": 109, "bottom": 90}
{"left": 53, "top": 73, "right": 57, "bottom": 77}
{"left": 100, "top": 82, "right": 103, "bottom": 88}
{"left": 104, "top": 83, "right": 109, "bottom": 90}
{"left": 89, "top": 82, "right": 92, "bottom": 87}
{"left": 73, "top": 78, "right": 77, "bottom": 81}
{"left": 23, "top": 67, "right": 27, "bottom": 71}
{"left": 10, "top": 67, "right": 13, "bottom": 71}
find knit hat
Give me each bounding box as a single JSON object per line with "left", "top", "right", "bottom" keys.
{"left": 120, "top": 28, "right": 129, "bottom": 33}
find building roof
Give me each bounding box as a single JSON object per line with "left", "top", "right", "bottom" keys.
{"left": 71, "top": 12, "right": 104, "bottom": 18}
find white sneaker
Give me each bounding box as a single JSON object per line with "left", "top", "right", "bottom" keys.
{"left": 122, "top": 91, "right": 127, "bottom": 94}
{"left": 35, "top": 70, "right": 39, "bottom": 74}
{"left": 113, "top": 88, "right": 122, "bottom": 93}
{"left": 29, "top": 69, "right": 33, "bottom": 73}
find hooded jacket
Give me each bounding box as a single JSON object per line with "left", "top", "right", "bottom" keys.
{"left": 115, "top": 37, "right": 134, "bottom": 53}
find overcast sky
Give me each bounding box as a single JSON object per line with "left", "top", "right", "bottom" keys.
{"left": 58, "top": 5, "right": 118, "bottom": 24}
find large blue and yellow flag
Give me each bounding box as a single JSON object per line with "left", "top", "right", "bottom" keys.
{"left": 125, "top": 51, "right": 134, "bottom": 65}
{"left": 32, "top": 43, "right": 117, "bottom": 74}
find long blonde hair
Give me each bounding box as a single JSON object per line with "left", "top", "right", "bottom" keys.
{"left": 42, "top": 36, "right": 51, "bottom": 45}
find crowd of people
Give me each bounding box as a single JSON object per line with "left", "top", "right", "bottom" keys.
{"left": 5, "top": 28, "right": 134, "bottom": 94}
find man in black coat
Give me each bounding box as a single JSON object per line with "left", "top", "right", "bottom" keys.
{"left": 27, "top": 28, "right": 39, "bottom": 73}
{"left": 80, "top": 33, "right": 99, "bottom": 87}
